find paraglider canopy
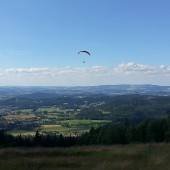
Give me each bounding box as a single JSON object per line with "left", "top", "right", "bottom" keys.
{"left": 78, "top": 50, "right": 90, "bottom": 64}
{"left": 78, "top": 50, "right": 90, "bottom": 55}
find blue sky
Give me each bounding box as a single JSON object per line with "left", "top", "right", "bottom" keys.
{"left": 0, "top": 0, "right": 170, "bottom": 86}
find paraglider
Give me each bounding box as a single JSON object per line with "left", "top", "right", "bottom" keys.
{"left": 78, "top": 50, "right": 90, "bottom": 64}
{"left": 78, "top": 50, "right": 90, "bottom": 55}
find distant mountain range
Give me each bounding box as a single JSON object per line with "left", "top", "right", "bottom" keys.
{"left": 0, "top": 84, "right": 170, "bottom": 100}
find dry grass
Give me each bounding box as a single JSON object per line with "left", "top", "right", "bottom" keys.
{"left": 0, "top": 143, "right": 170, "bottom": 170}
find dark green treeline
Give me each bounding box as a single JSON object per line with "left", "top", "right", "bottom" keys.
{"left": 1, "top": 118, "right": 170, "bottom": 147}
{"left": 79, "top": 118, "right": 170, "bottom": 145}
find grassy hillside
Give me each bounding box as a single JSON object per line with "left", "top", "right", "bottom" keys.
{"left": 0, "top": 143, "right": 170, "bottom": 170}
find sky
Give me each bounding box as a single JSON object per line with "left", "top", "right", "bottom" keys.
{"left": 0, "top": 0, "right": 170, "bottom": 86}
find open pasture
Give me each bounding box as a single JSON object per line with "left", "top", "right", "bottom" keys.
{"left": 36, "top": 107, "right": 63, "bottom": 113}
{"left": 7, "top": 130, "right": 36, "bottom": 136}
{"left": 4, "top": 113, "right": 36, "bottom": 121}
{"left": 40, "top": 124, "right": 89, "bottom": 135}
{"left": 41, "top": 124, "right": 69, "bottom": 134}
{"left": 61, "top": 119, "right": 111, "bottom": 128}
{"left": 17, "top": 109, "right": 33, "bottom": 113}
{"left": 7, "top": 118, "right": 112, "bottom": 136}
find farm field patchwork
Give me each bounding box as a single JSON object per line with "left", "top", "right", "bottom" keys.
{"left": 1, "top": 93, "right": 170, "bottom": 137}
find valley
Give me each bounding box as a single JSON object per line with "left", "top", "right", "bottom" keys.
{"left": 0, "top": 85, "right": 170, "bottom": 136}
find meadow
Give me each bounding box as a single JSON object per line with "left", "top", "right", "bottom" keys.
{"left": 8, "top": 119, "right": 110, "bottom": 136}
{"left": 0, "top": 143, "right": 170, "bottom": 170}
{"left": 7, "top": 105, "right": 111, "bottom": 136}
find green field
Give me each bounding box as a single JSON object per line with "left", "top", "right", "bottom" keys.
{"left": 7, "top": 117, "right": 111, "bottom": 136}
{"left": 41, "top": 124, "right": 91, "bottom": 135}
{"left": 4, "top": 114, "right": 36, "bottom": 121}
{"left": 17, "top": 109, "right": 33, "bottom": 113}
{"left": 62, "top": 119, "right": 111, "bottom": 125}
{"left": 7, "top": 130, "right": 36, "bottom": 136}
{"left": 36, "top": 107, "right": 64, "bottom": 113}
{"left": 41, "top": 125, "right": 70, "bottom": 134}
{"left": 0, "top": 143, "right": 170, "bottom": 170}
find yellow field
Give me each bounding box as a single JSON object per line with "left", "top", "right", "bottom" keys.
{"left": 41, "top": 124, "right": 70, "bottom": 134}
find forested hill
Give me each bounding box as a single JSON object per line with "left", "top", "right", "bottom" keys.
{"left": 1, "top": 84, "right": 170, "bottom": 100}
{"left": 1, "top": 93, "right": 170, "bottom": 123}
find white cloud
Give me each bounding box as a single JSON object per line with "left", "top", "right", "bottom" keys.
{"left": 115, "top": 62, "right": 151, "bottom": 75}
{"left": 1, "top": 62, "right": 170, "bottom": 86}
{"left": 6, "top": 68, "right": 50, "bottom": 74}
{"left": 114, "top": 62, "right": 170, "bottom": 76}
